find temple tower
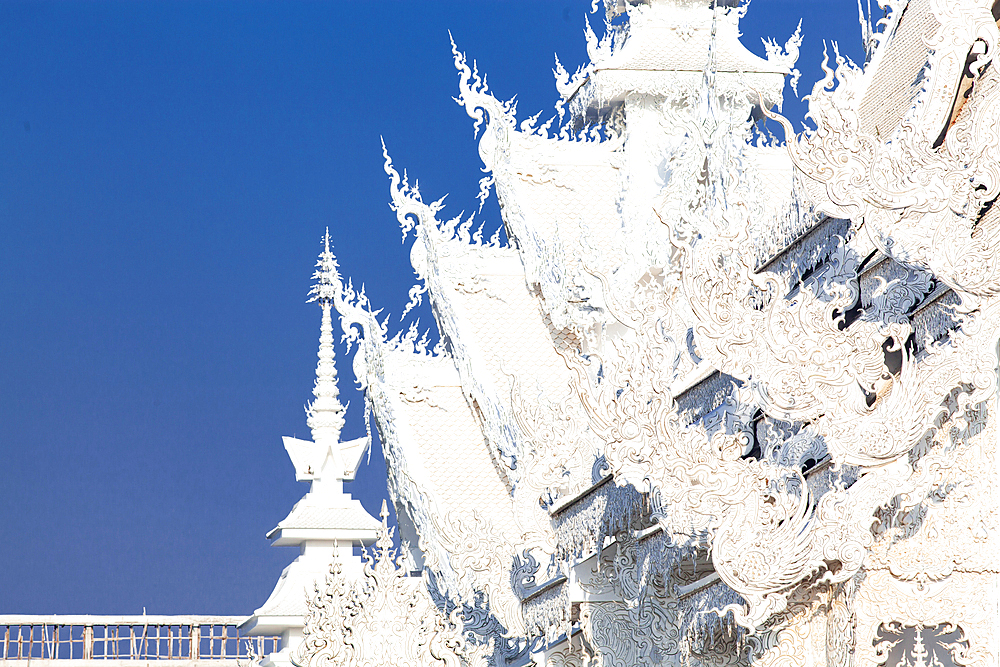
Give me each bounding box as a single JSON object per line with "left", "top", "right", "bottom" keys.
{"left": 240, "top": 232, "right": 380, "bottom": 667}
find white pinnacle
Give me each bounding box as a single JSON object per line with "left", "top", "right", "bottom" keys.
{"left": 306, "top": 228, "right": 346, "bottom": 446}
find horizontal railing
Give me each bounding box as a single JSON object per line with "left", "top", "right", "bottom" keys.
{"left": 0, "top": 616, "right": 278, "bottom": 663}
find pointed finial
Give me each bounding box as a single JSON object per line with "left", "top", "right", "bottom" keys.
{"left": 373, "top": 499, "right": 395, "bottom": 558}
{"left": 306, "top": 229, "right": 346, "bottom": 445}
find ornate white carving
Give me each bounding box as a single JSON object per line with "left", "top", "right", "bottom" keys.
{"left": 294, "top": 502, "right": 488, "bottom": 667}
{"left": 770, "top": 0, "right": 1000, "bottom": 296}
{"left": 854, "top": 570, "right": 997, "bottom": 666}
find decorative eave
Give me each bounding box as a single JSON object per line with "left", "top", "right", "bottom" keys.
{"left": 549, "top": 473, "right": 647, "bottom": 565}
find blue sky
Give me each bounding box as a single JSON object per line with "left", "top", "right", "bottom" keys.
{"left": 0, "top": 1, "right": 865, "bottom": 615}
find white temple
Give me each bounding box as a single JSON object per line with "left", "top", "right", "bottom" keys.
{"left": 263, "top": 0, "right": 1000, "bottom": 665}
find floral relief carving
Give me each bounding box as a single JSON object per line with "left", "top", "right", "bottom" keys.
{"left": 873, "top": 622, "right": 972, "bottom": 667}
{"left": 853, "top": 570, "right": 996, "bottom": 667}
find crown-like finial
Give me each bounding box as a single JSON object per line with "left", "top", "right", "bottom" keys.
{"left": 306, "top": 228, "right": 346, "bottom": 445}
{"left": 308, "top": 228, "right": 340, "bottom": 305}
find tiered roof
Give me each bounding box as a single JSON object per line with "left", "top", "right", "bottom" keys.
{"left": 340, "top": 0, "right": 806, "bottom": 656}
{"left": 314, "top": 0, "right": 1000, "bottom": 663}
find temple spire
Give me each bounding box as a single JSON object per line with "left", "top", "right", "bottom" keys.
{"left": 306, "top": 228, "right": 346, "bottom": 445}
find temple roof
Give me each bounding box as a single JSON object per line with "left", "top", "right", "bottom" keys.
{"left": 855, "top": 0, "right": 939, "bottom": 138}
{"left": 439, "top": 264, "right": 573, "bottom": 401}
{"left": 266, "top": 493, "right": 381, "bottom": 545}
{"left": 388, "top": 361, "right": 518, "bottom": 538}
{"left": 249, "top": 562, "right": 316, "bottom": 621}
{"left": 370, "top": 347, "right": 527, "bottom": 634}
{"left": 504, "top": 140, "right": 623, "bottom": 261}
